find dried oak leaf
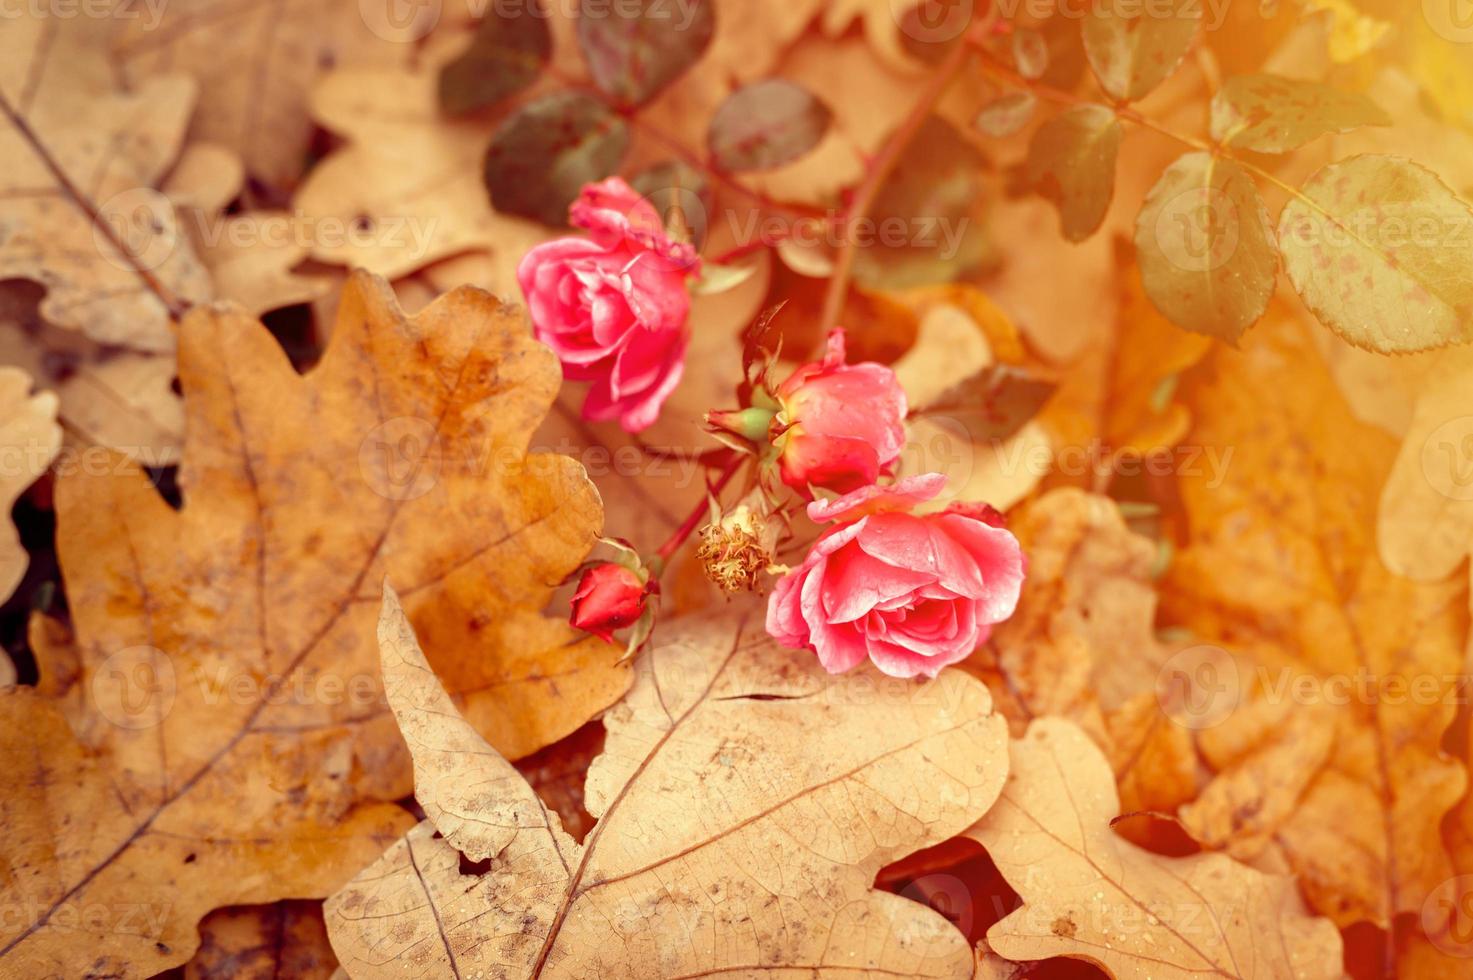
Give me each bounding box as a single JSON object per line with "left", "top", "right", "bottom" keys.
{"left": 967, "top": 718, "right": 1343, "bottom": 978}
{"left": 0, "top": 66, "right": 211, "bottom": 350}
{"left": 0, "top": 272, "right": 630, "bottom": 976}
{"left": 185, "top": 901, "right": 337, "bottom": 980}
{"left": 326, "top": 590, "right": 1009, "bottom": 978}
{"left": 293, "top": 67, "right": 552, "bottom": 283}
{"left": 1161, "top": 307, "right": 1468, "bottom": 927}
{"left": 111, "top": 0, "right": 475, "bottom": 191}
{"left": 963, "top": 488, "right": 1197, "bottom": 820}
{"left": 0, "top": 366, "right": 59, "bottom": 603}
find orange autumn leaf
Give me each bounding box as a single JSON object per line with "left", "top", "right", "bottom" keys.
{"left": 0, "top": 272, "right": 628, "bottom": 976}
{"left": 1160, "top": 306, "right": 1468, "bottom": 928}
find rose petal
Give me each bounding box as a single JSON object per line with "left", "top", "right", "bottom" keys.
{"left": 807, "top": 473, "right": 948, "bottom": 524}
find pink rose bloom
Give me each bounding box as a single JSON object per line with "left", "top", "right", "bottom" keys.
{"left": 766, "top": 474, "right": 1025, "bottom": 679}
{"left": 518, "top": 177, "right": 699, "bottom": 432}
{"left": 775, "top": 328, "right": 907, "bottom": 496}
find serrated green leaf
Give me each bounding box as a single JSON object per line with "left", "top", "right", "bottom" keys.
{"left": 576, "top": 0, "right": 715, "bottom": 108}
{"left": 708, "top": 79, "right": 832, "bottom": 172}
{"left": 1084, "top": 0, "right": 1200, "bottom": 102}
{"left": 482, "top": 92, "right": 630, "bottom": 226}
{"left": 437, "top": 0, "right": 551, "bottom": 115}
{"left": 1134, "top": 152, "right": 1277, "bottom": 343}
{"left": 1209, "top": 74, "right": 1390, "bottom": 153}
{"left": 1279, "top": 155, "right": 1473, "bottom": 353}
{"left": 1026, "top": 104, "right": 1121, "bottom": 243}
{"left": 976, "top": 91, "right": 1037, "bottom": 137}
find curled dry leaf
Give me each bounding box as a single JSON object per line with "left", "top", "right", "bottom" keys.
{"left": 967, "top": 718, "right": 1344, "bottom": 977}
{"left": 326, "top": 591, "right": 1010, "bottom": 978}
{"left": 0, "top": 366, "right": 60, "bottom": 603}
{"left": 1161, "top": 307, "right": 1468, "bottom": 927}
{"left": 964, "top": 488, "right": 1197, "bottom": 819}
{"left": 0, "top": 272, "right": 630, "bottom": 976}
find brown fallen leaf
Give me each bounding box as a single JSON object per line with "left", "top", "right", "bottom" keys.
{"left": 294, "top": 67, "right": 552, "bottom": 283}
{"left": 0, "top": 272, "right": 630, "bottom": 976}
{"left": 326, "top": 589, "right": 1009, "bottom": 978}
{"left": 968, "top": 488, "right": 1172, "bottom": 730}
{"left": 0, "top": 366, "right": 59, "bottom": 603}
{"left": 185, "top": 901, "right": 337, "bottom": 980}
{"left": 967, "top": 718, "right": 1344, "bottom": 978}
{"left": 112, "top": 0, "right": 474, "bottom": 192}
{"left": 1161, "top": 306, "right": 1468, "bottom": 927}
{"left": 0, "top": 64, "right": 211, "bottom": 350}
{"left": 0, "top": 283, "right": 185, "bottom": 461}
{"left": 0, "top": 687, "right": 410, "bottom": 978}
{"left": 964, "top": 488, "right": 1198, "bottom": 822}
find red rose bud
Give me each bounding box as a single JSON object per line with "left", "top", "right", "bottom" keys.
{"left": 774, "top": 328, "right": 907, "bottom": 497}
{"left": 570, "top": 562, "right": 647, "bottom": 642}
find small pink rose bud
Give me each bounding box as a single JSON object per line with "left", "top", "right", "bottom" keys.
{"left": 570, "top": 562, "right": 648, "bottom": 642}
{"left": 774, "top": 328, "right": 907, "bottom": 497}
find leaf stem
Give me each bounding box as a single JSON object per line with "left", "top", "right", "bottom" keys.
{"left": 817, "top": 33, "right": 980, "bottom": 333}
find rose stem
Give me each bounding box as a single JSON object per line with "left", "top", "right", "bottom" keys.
{"left": 653, "top": 453, "right": 745, "bottom": 568}
{"left": 816, "top": 22, "right": 987, "bottom": 333}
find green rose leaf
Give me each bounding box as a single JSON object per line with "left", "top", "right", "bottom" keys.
{"left": 1134, "top": 152, "right": 1278, "bottom": 343}
{"left": 482, "top": 91, "right": 630, "bottom": 226}
{"left": 707, "top": 79, "right": 832, "bottom": 172}
{"left": 1279, "top": 155, "right": 1473, "bottom": 353}
{"left": 1084, "top": 0, "right": 1200, "bottom": 102}
{"left": 576, "top": 0, "right": 715, "bottom": 108}
{"left": 1026, "top": 104, "right": 1121, "bottom": 242}
{"left": 1210, "top": 74, "right": 1390, "bottom": 153}
{"left": 975, "top": 91, "right": 1037, "bottom": 137}
{"left": 438, "top": 0, "right": 552, "bottom": 115}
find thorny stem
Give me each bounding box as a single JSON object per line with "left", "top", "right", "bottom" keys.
{"left": 653, "top": 452, "right": 745, "bottom": 568}
{"left": 817, "top": 31, "right": 982, "bottom": 333}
